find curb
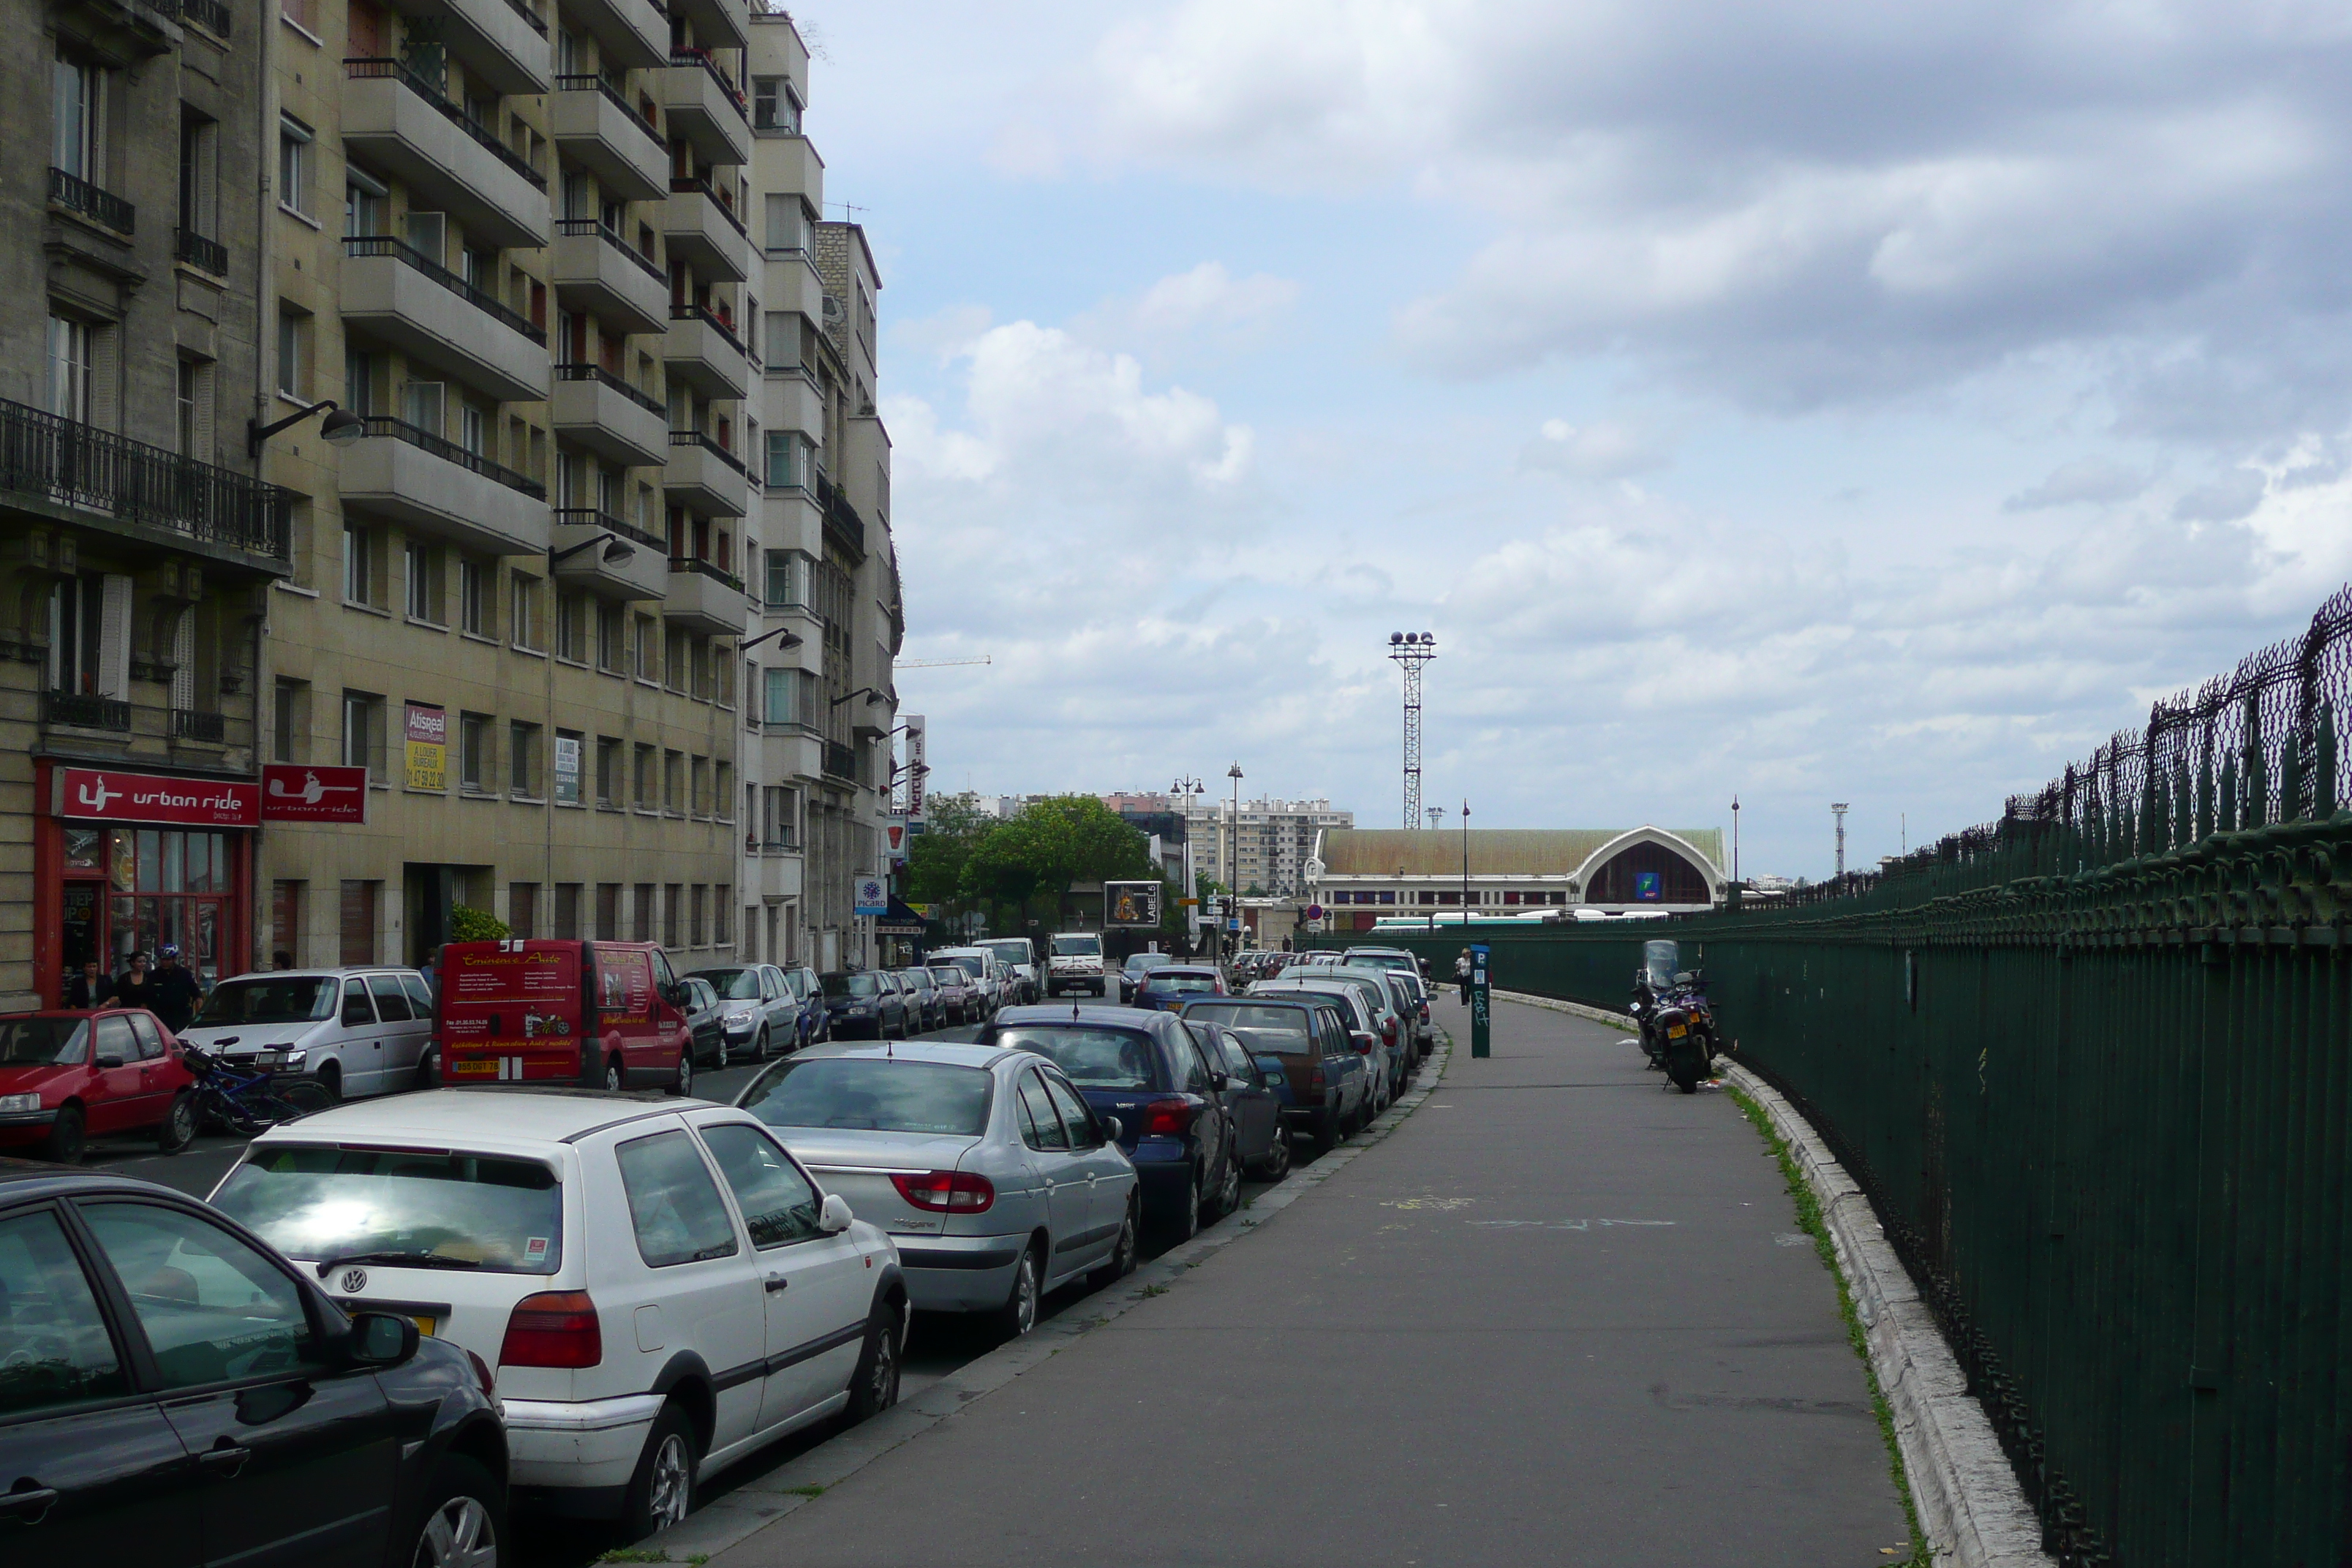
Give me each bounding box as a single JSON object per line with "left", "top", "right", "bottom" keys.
{"left": 650, "top": 1036, "right": 1457, "bottom": 1564}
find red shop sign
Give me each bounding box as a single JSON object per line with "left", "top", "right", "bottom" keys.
{"left": 260, "top": 763, "right": 370, "bottom": 823}
{"left": 57, "top": 768, "right": 260, "bottom": 827}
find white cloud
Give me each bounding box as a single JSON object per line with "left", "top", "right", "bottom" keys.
{"left": 1522, "top": 418, "right": 1673, "bottom": 480}
{"left": 2003, "top": 456, "right": 2154, "bottom": 512}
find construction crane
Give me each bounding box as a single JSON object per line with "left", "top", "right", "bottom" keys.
{"left": 895, "top": 655, "right": 991, "bottom": 669}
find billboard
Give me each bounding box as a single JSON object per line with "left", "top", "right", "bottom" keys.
{"left": 853, "top": 875, "right": 888, "bottom": 917}
{"left": 261, "top": 764, "right": 367, "bottom": 822}
{"left": 404, "top": 703, "right": 447, "bottom": 791}
{"left": 904, "top": 715, "right": 926, "bottom": 822}
{"left": 1104, "top": 880, "right": 1162, "bottom": 928}
{"left": 58, "top": 768, "right": 259, "bottom": 827}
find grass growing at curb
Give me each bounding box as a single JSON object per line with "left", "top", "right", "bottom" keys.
{"left": 1728, "top": 1084, "right": 1929, "bottom": 1568}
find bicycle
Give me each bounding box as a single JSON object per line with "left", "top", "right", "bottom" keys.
{"left": 180, "top": 1042, "right": 335, "bottom": 1136}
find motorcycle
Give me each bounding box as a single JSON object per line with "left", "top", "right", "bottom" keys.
{"left": 1652, "top": 969, "right": 1720, "bottom": 1094}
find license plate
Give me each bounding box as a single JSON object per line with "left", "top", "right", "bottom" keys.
{"left": 411, "top": 1316, "right": 437, "bottom": 1337}
{"left": 1667, "top": 1025, "right": 1686, "bottom": 1038}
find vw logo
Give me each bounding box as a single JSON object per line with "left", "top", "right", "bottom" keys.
{"left": 339, "top": 1268, "right": 369, "bottom": 1294}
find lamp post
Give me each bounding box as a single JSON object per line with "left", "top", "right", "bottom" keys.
{"left": 1460, "top": 799, "right": 1471, "bottom": 922}
{"left": 1224, "top": 763, "right": 1243, "bottom": 962}
{"left": 248, "top": 397, "right": 364, "bottom": 459}
{"left": 1172, "top": 776, "right": 1202, "bottom": 956}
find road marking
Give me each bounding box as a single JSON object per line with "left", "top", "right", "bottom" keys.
{"left": 1466, "top": 1218, "right": 1677, "bottom": 1230}
{"left": 1381, "top": 1196, "right": 1474, "bottom": 1210}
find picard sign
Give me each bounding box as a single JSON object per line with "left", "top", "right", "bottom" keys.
{"left": 56, "top": 768, "right": 260, "bottom": 827}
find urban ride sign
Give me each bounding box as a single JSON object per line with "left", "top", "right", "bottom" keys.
{"left": 260, "top": 764, "right": 369, "bottom": 823}
{"left": 55, "top": 767, "right": 260, "bottom": 828}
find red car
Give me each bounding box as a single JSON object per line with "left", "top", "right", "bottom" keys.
{"left": 0, "top": 1009, "right": 198, "bottom": 1163}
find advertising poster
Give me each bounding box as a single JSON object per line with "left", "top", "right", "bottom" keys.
{"left": 1104, "top": 879, "right": 1163, "bottom": 928}
{"left": 1634, "top": 870, "right": 1662, "bottom": 902}
{"left": 404, "top": 704, "right": 448, "bottom": 791}
{"left": 904, "top": 715, "right": 926, "bottom": 822}
{"left": 554, "top": 734, "right": 581, "bottom": 805}
{"left": 260, "top": 764, "right": 368, "bottom": 823}
{"left": 853, "top": 875, "right": 888, "bottom": 916}
{"left": 885, "top": 816, "right": 908, "bottom": 868}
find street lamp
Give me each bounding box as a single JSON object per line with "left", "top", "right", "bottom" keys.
{"left": 1225, "top": 763, "right": 1243, "bottom": 960}
{"left": 1460, "top": 799, "right": 1471, "bottom": 928}
{"left": 547, "top": 532, "right": 636, "bottom": 568}
{"left": 249, "top": 397, "right": 364, "bottom": 459}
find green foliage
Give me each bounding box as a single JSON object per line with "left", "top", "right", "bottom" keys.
{"left": 960, "top": 796, "right": 1156, "bottom": 919}
{"left": 447, "top": 904, "right": 510, "bottom": 942}
{"left": 906, "top": 791, "right": 992, "bottom": 907}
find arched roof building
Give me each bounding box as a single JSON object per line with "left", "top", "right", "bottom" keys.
{"left": 1305, "top": 826, "right": 1726, "bottom": 930}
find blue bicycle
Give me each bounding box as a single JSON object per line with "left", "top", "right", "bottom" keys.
{"left": 180, "top": 1042, "right": 333, "bottom": 1136}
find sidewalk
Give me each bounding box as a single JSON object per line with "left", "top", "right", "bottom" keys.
{"left": 714, "top": 997, "right": 1910, "bottom": 1567}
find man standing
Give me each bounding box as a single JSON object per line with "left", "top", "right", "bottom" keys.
{"left": 149, "top": 946, "right": 205, "bottom": 1034}
{"left": 65, "top": 960, "right": 113, "bottom": 1009}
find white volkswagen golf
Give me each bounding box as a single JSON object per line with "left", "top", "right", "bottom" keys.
{"left": 207, "top": 1087, "right": 906, "bottom": 1537}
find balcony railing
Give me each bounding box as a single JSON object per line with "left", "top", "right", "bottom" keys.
{"left": 181, "top": 0, "right": 230, "bottom": 34}
{"left": 668, "top": 555, "right": 745, "bottom": 593}
{"left": 553, "top": 218, "right": 667, "bottom": 284}
{"left": 343, "top": 59, "right": 550, "bottom": 192}
{"left": 174, "top": 227, "right": 228, "bottom": 276}
{"left": 553, "top": 506, "right": 666, "bottom": 551}
{"left": 816, "top": 472, "right": 865, "bottom": 559}
{"left": 554, "top": 73, "right": 663, "bottom": 145}
{"left": 668, "top": 174, "right": 748, "bottom": 239}
{"left": 355, "top": 415, "right": 547, "bottom": 499}
{"left": 342, "top": 235, "right": 549, "bottom": 344}
{"left": 668, "top": 47, "right": 747, "bottom": 116}
{"left": 48, "top": 167, "right": 135, "bottom": 234}
{"left": 823, "top": 741, "right": 856, "bottom": 781}
{"left": 670, "top": 303, "right": 747, "bottom": 358}
{"left": 502, "top": 0, "right": 548, "bottom": 36}
{"left": 668, "top": 429, "right": 748, "bottom": 475}
{"left": 173, "top": 708, "right": 227, "bottom": 742}
{"left": 45, "top": 691, "right": 132, "bottom": 732}
{"left": 0, "top": 397, "right": 290, "bottom": 559}
{"left": 555, "top": 361, "right": 665, "bottom": 416}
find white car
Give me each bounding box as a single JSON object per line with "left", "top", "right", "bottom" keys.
{"left": 178, "top": 967, "right": 436, "bottom": 1101}
{"left": 207, "top": 1088, "right": 908, "bottom": 1535}
{"left": 932, "top": 948, "right": 1006, "bottom": 1017}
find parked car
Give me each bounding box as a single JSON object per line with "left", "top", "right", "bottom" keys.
{"left": 1181, "top": 994, "right": 1368, "bottom": 1152}
{"left": 685, "top": 965, "right": 798, "bottom": 1064}
{"left": 0, "top": 1163, "right": 508, "bottom": 1564}
{"left": 1187, "top": 1017, "right": 1291, "bottom": 1178}
{"left": 1117, "top": 951, "right": 1178, "bottom": 1003}
{"left": 975, "top": 938, "right": 1042, "bottom": 1004}
{"left": 213, "top": 1088, "right": 905, "bottom": 1536}
{"left": 927, "top": 965, "right": 979, "bottom": 1025}
{"left": 932, "top": 949, "right": 1004, "bottom": 1017}
{"left": 893, "top": 967, "right": 946, "bottom": 1033}
{"left": 735, "top": 1041, "right": 1137, "bottom": 1334}
{"left": 821, "top": 970, "right": 908, "bottom": 1040}
{"left": 181, "top": 967, "right": 435, "bottom": 1102}
{"left": 0, "top": 1009, "right": 199, "bottom": 1162}
{"left": 980, "top": 1005, "right": 1242, "bottom": 1239}
{"left": 1343, "top": 949, "right": 1433, "bottom": 1057}
{"left": 680, "top": 976, "right": 730, "bottom": 1070}
{"left": 1254, "top": 971, "right": 1405, "bottom": 1111}
{"left": 436, "top": 940, "right": 696, "bottom": 1096}
{"left": 783, "top": 965, "right": 827, "bottom": 1048}
{"left": 1132, "top": 965, "right": 1226, "bottom": 1012}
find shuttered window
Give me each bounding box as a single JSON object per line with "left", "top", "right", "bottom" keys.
{"left": 339, "top": 880, "right": 377, "bottom": 966}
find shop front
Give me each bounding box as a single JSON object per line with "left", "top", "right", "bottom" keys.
{"left": 34, "top": 762, "right": 260, "bottom": 1004}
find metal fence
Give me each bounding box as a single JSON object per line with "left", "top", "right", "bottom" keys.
{"left": 1316, "top": 588, "right": 2352, "bottom": 1568}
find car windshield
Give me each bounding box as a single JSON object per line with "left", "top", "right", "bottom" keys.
{"left": 1180, "top": 1004, "right": 1310, "bottom": 1053}
{"left": 212, "top": 1147, "right": 564, "bottom": 1273}
{"left": 928, "top": 968, "right": 965, "bottom": 987}
{"left": 741, "top": 1058, "right": 992, "bottom": 1135}
{"left": 944, "top": 955, "right": 987, "bottom": 979}
{"left": 1049, "top": 935, "right": 1101, "bottom": 957}
{"left": 995, "top": 1027, "right": 1158, "bottom": 1089}
{"left": 1142, "top": 974, "right": 1218, "bottom": 995}
{"left": 0, "top": 1017, "right": 88, "bottom": 1065}
{"left": 1124, "top": 954, "right": 1172, "bottom": 974}
{"left": 691, "top": 968, "right": 765, "bottom": 1001}
{"left": 978, "top": 942, "right": 1030, "bottom": 966}
{"left": 896, "top": 970, "right": 933, "bottom": 990}
{"left": 823, "top": 973, "right": 881, "bottom": 998}
{"left": 195, "top": 978, "right": 338, "bottom": 1026}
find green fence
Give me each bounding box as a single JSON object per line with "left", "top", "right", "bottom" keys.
{"left": 1315, "top": 588, "right": 2352, "bottom": 1567}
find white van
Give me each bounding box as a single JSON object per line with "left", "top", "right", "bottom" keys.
{"left": 974, "top": 938, "right": 1041, "bottom": 1003}
{"left": 178, "top": 967, "right": 436, "bottom": 1101}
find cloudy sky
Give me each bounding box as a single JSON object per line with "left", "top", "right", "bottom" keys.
{"left": 801, "top": 0, "right": 2352, "bottom": 878}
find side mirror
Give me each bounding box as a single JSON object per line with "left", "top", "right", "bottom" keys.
{"left": 344, "top": 1310, "right": 421, "bottom": 1368}
{"left": 1101, "top": 1115, "right": 1123, "bottom": 1142}
{"left": 818, "top": 1194, "right": 853, "bottom": 1234}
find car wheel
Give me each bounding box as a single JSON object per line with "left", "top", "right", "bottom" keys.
{"left": 1256, "top": 1128, "right": 1293, "bottom": 1180}
{"left": 40, "top": 1104, "right": 84, "bottom": 1165}
{"left": 715, "top": 1033, "right": 730, "bottom": 1071}
{"left": 416, "top": 1043, "right": 442, "bottom": 1092}
{"left": 404, "top": 1452, "right": 504, "bottom": 1568}
{"left": 1207, "top": 1146, "right": 1241, "bottom": 1221}
{"left": 1089, "top": 1196, "right": 1139, "bottom": 1289}
{"left": 1165, "top": 1166, "right": 1201, "bottom": 1243}
{"left": 671, "top": 1048, "right": 694, "bottom": 1098}
{"left": 995, "top": 1244, "right": 1041, "bottom": 1340}
{"left": 605, "top": 1057, "right": 625, "bottom": 1092}
{"left": 1311, "top": 1109, "right": 1338, "bottom": 1154}
{"left": 154, "top": 1092, "right": 196, "bottom": 1153}
{"left": 622, "top": 1401, "right": 698, "bottom": 1539}
{"left": 845, "top": 1299, "right": 904, "bottom": 1422}
{"left": 315, "top": 1060, "right": 342, "bottom": 1107}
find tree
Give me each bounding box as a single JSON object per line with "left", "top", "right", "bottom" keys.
{"left": 961, "top": 796, "right": 1156, "bottom": 925}
{"left": 906, "top": 791, "right": 992, "bottom": 908}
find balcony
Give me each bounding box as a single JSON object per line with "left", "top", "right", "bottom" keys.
{"left": 0, "top": 396, "right": 290, "bottom": 569}
{"left": 551, "top": 363, "right": 668, "bottom": 468}
{"left": 664, "top": 305, "right": 749, "bottom": 399}
{"left": 822, "top": 740, "right": 856, "bottom": 783}
{"left": 763, "top": 365, "right": 822, "bottom": 439}
{"left": 554, "top": 0, "right": 665, "bottom": 69}
{"left": 172, "top": 708, "right": 227, "bottom": 743}
{"left": 179, "top": 0, "right": 229, "bottom": 34}
{"left": 661, "top": 177, "right": 752, "bottom": 282}
{"left": 657, "top": 51, "right": 751, "bottom": 167}
{"left": 551, "top": 77, "right": 667, "bottom": 203}
{"left": 339, "top": 416, "right": 551, "bottom": 557}
{"left": 340, "top": 237, "right": 550, "bottom": 404}
{"left": 663, "top": 555, "right": 746, "bottom": 634}
{"left": 761, "top": 135, "right": 824, "bottom": 213}
{"left": 549, "top": 220, "right": 668, "bottom": 336}
{"left": 342, "top": 61, "right": 550, "bottom": 251}
{"left": 44, "top": 690, "right": 132, "bottom": 734}
{"left": 816, "top": 472, "right": 865, "bottom": 561}
{"left": 662, "top": 431, "right": 749, "bottom": 517}
{"left": 48, "top": 167, "right": 134, "bottom": 235}
{"left": 667, "top": 0, "right": 747, "bottom": 50}
{"left": 174, "top": 226, "right": 227, "bottom": 276}
{"left": 551, "top": 510, "right": 669, "bottom": 600}
{"left": 377, "top": 0, "right": 550, "bottom": 93}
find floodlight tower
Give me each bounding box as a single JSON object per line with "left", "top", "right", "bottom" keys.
{"left": 1388, "top": 632, "right": 1437, "bottom": 829}
{"left": 1832, "top": 802, "right": 1850, "bottom": 879}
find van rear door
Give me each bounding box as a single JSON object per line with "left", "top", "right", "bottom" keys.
{"left": 439, "top": 941, "right": 587, "bottom": 1083}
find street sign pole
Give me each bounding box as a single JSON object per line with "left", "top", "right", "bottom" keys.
{"left": 1469, "top": 943, "right": 1491, "bottom": 1058}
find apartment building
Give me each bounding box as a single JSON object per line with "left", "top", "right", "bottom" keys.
{"left": 254, "top": 0, "right": 758, "bottom": 966}
{"left": 1185, "top": 796, "right": 1354, "bottom": 897}
{"left": 1, "top": 0, "right": 281, "bottom": 1006}
{"left": 735, "top": 10, "right": 897, "bottom": 973}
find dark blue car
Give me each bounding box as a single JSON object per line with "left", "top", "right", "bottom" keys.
{"left": 981, "top": 1005, "right": 1243, "bottom": 1240}
{"left": 1177, "top": 994, "right": 1368, "bottom": 1153}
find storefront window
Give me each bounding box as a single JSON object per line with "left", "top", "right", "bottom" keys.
{"left": 72, "top": 829, "right": 235, "bottom": 983}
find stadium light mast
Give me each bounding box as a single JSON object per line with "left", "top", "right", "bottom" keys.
{"left": 1832, "top": 802, "right": 1850, "bottom": 879}
{"left": 1388, "top": 632, "right": 1437, "bottom": 829}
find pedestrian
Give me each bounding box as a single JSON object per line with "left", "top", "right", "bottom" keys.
{"left": 1455, "top": 948, "right": 1472, "bottom": 1002}
{"left": 271, "top": 950, "right": 295, "bottom": 970}
{"left": 420, "top": 946, "right": 442, "bottom": 1003}
{"left": 116, "top": 954, "right": 157, "bottom": 1014}
{"left": 65, "top": 959, "right": 113, "bottom": 1009}
{"left": 149, "top": 946, "right": 205, "bottom": 1033}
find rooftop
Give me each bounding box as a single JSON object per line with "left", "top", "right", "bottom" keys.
{"left": 1317, "top": 826, "right": 1727, "bottom": 878}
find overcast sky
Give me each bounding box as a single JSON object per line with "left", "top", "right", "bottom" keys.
{"left": 801, "top": 0, "right": 2352, "bottom": 878}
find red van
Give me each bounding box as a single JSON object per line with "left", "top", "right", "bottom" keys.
{"left": 435, "top": 941, "right": 696, "bottom": 1095}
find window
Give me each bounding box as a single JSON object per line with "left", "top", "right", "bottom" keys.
{"left": 81, "top": 1202, "right": 321, "bottom": 1390}
{"left": 404, "top": 541, "right": 440, "bottom": 622}
{"left": 53, "top": 53, "right": 107, "bottom": 186}
{"left": 663, "top": 884, "right": 682, "bottom": 948}
{"left": 554, "top": 731, "right": 582, "bottom": 804}
{"left": 690, "top": 884, "right": 706, "bottom": 946}
{"left": 459, "top": 712, "right": 490, "bottom": 791}
{"left": 700, "top": 1125, "right": 820, "bottom": 1248}
{"left": 0, "top": 1210, "right": 127, "bottom": 1416}
{"left": 597, "top": 602, "right": 624, "bottom": 671}
{"left": 764, "top": 312, "right": 797, "bottom": 370}
{"left": 278, "top": 114, "right": 314, "bottom": 217}
{"left": 761, "top": 785, "right": 796, "bottom": 848}
{"left": 509, "top": 720, "right": 540, "bottom": 796}
{"left": 596, "top": 883, "right": 620, "bottom": 940}
{"left": 714, "top": 887, "right": 731, "bottom": 946}
{"left": 46, "top": 314, "right": 94, "bottom": 424}
{"left": 339, "top": 879, "right": 377, "bottom": 965}
{"left": 554, "top": 883, "right": 581, "bottom": 941}
{"left": 596, "top": 736, "right": 622, "bottom": 806}
{"left": 508, "top": 882, "right": 538, "bottom": 938}
{"left": 366, "top": 973, "right": 413, "bottom": 1022}
{"left": 272, "top": 678, "right": 309, "bottom": 764}
{"left": 764, "top": 666, "right": 815, "bottom": 724}
{"left": 276, "top": 306, "right": 309, "bottom": 398}
{"left": 342, "top": 523, "right": 376, "bottom": 605}
{"left": 510, "top": 572, "right": 539, "bottom": 649}
{"left": 1016, "top": 1071, "right": 1068, "bottom": 1151}
{"left": 615, "top": 1131, "right": 738, "bottom": 1268}
{"left": 555, "top": 592, "right": 584, "bottom": 662}
{"left": 634, "top": 614, "right": 658, "bottom": 680}
{"left": 663, "top": 750, "right": 684, "bottom": 813}
{"left": 690, "top": 755, "right": 708, "bottom": 815}
{"left": 715, "top": 763, "right": 732, "bottom": 818}
{"left": 1044, "top": 1075, "right": 1103, "bottom": 1150}
{"left": 633, "top": 882, "right": 653, "bottom": 941}
{"left": 459, "top": 559, "right": 487, "bottom": 635}
{"left": 344, "top": 167, "right": 386, "bottom": 238}
{"left": 341, "top": 691, "right": 381, "bottom": 773}
{"left": 751, "top": 78, "right": 798, "bottom": 132}
{"left": 176, "top": 358, "right": 212, "bottom": 460}
{"left": 763, "top": 430, "right": 801, "bottom": 489}
{"left": 633, "top": 742, "right": 656, "bottom": 809}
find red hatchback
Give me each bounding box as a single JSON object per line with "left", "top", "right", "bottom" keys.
{"left": 0, "top": 1009, "right": 198, "bottom": 1163}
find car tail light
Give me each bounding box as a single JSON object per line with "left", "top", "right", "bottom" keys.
{"left": 1382, "top": 1019, "right": 1396, "bottom": 1044}
{"left": 892, "top": 1170, "right": 996, "bottom": 1213}
{"left": 500, "top": 1292, "right": 602, "bottom": 1369}
{"left": 1142, "top": 1097, "right": 1195, "bottom": 1137}
{"left": 1308, "top": 1061, "right": 1325, "bottom": 1091}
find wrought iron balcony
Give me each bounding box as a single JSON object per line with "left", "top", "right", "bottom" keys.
{"left": 553, "top": 506, "right": 666, "bottom": 551}
{"left": 355, "top": 415, "right": 547, "bottom": 499}
{"left": 181, "top": 0, "right": 231, "bottom": 34}
{"left": 45, "top": 691, "right": 132, "bottom": 732}
{"left": 668, "top": 174, "right": 748, "bottom": 239}
{"left": 48, "top": 167, "right": 134, "bottom": 234}
{"left": 554, "top": 73, "right": 662, "bottom": 143}
{"left": 173, "top": 708, "right": 227, "bottom": 742}
{"left": 0, "top": 397, "right": 290, "bottom": 560}
{"left": 175, "top": 226, "right": 228, "bottom": 275}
